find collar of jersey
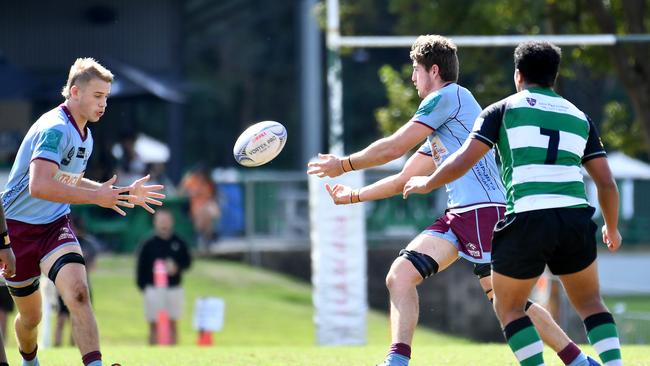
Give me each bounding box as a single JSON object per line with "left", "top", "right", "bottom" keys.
{"left": 526, "top": 86, "right": 558, "bottom": 97}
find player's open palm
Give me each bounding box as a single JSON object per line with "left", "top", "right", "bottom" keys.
{"left": 307, "top": 153, "right": 344, "bottom": 178}
{"left": 128, "top": 174, "right": 166, "bottom": 214}
{"left": 96, "top": 175, "right": 135, "bottom": 216}
{"left": 0, "top": 247, "right": 16, "bottom": 279}
{"left": 325, "top": 183, "right": 353, "bottom": 205}
{"left": 602, "top": 225, "right": 622, "bottom": 252}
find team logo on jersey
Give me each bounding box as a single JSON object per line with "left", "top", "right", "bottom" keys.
{"left": 61, "top": 147, "right": 75, "bottom": 166}
{"left": 38, "top": 129, "right": 63, "bottom": 153}
{"left": 76, "top": 147, "right": 86, "bottom": 159}
{"left": 526, "top": 97, "right": 537, "bottom": 106}
{"left": 416, "top": 94, "right": 441, "bottom": 116}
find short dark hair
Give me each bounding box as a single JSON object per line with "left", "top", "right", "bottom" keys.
{"left": 514, "top": 41, "right": 561, "bottom": 87}
{"left": 410, "top": 35, "right": 459, "bottom": 82}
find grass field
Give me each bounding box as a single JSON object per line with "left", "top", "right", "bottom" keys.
{"left": 2, "top": 256, "right": 649, "bottom": 365}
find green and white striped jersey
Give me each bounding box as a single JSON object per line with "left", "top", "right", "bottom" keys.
{"left": 470, "top": 87, "right": 606, "bottom": 214}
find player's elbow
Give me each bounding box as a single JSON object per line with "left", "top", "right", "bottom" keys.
{"left": 596, "top": 177, "right": 619, "bottom": 196}
{"left": 593, "top": 173, "right": 618, "bottom": 192}
{"left": 29, "top": 180, "right": 47, "bottom": 199}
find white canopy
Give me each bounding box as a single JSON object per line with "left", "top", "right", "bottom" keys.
{"left": 112, "top": 134, "right": 170, "bottom": 164}
{"left": 606, "top": 152, "right": 650, "bottom": 179}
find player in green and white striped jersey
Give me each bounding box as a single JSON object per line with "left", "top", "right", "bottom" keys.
{"left": 403, "top": 41, "right": 622, "bottom": 366}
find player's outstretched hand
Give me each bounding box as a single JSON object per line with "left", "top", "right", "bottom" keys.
{"left": 0, "top": 247, "right": 16, "bottom": 279}
{"left": 97, "top": 175, "right": 136, "bottom": 216}
{"left": 602, "top": 225, "right": 622, "bottom": 252}
{"left": 307, "top": 153, "right": 344, "bottom": 178}
{"left": 325, "top": 183, "right": 354, "bottom": 205}
{"left": 402, "top": 175, "right": 433, "bottom": 199}
{"left": 128, "top": 175, "right": 166, "bottom": 214}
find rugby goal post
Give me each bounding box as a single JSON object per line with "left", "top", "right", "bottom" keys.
{"left": 309, "top": 0, "right": 650, "bottom": 346}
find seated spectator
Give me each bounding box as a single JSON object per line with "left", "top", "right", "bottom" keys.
{"left": 179, "top": 165, "right": 220, "bottom": 251}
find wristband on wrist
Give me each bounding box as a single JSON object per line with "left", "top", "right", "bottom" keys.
{"left": 340, "top": 158, "right": 348, "bottom": 173}
{"left": 348, "top": 156, "right": 356, "bottom": 171}
{"left": 350, "top": 189, "right": 361, "bottom": 204}
{"left": 1, "top": 231, "right": 10, "bottom": 248}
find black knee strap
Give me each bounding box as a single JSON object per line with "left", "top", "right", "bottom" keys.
{"left": 473, "top": 263, "right": 491, "bottom": 279}
{"left": 48, "top": 252, "right": 86, "bottom": 283}
{"left": 8, "top": 278, "right": 40, "bottom": 297}
{"left": 399, "top": 249, "right": 439, "bottom": 279}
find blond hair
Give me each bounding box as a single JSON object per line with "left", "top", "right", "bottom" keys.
{"left": 410, "top": 35, "right": 459, "bottom": 83}
{"left": 61, "top": 58, "right": 114, "bottom": 99}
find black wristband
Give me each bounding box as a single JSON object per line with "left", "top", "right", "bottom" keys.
{"left": 1, "top": 231, "right": 10, "bottom": 248}
{"left": 348, "top": 156, "right": 356, "bottom": 171}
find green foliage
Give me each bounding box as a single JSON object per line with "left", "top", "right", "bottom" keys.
{"left": 375, "top": 65, "right": 418, "bottom": 135}
{"left": 330, "top": 0, "right": 650, "bottom": 158}
{"left": 601, "top": 101, "right": 646, "bottom": 157}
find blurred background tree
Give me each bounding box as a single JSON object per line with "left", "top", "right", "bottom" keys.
{"left": 330, "top": 0, "right": 649, "bottom": 160}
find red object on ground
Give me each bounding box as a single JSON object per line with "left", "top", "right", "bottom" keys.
{"left": 197, "top": 330, "right": 213, "bottom": 346}
{"left": 154, "top": 259, "right": 171, "bottom": 345}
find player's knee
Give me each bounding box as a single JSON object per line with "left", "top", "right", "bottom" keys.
{"left": 62, "top": 281, "right": 91, "bottom": 309}
{"left": 398, "top": 249, "right": 439, "bottom": 280}
{"left": 16, "top": 310, "right": 42, "bottom": 329}
{"left": 384, "top": 270, "right": 417, "bottom": 292}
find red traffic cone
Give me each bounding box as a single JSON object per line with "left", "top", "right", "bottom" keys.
{"left": 157, "top": 310, "right": 172, "bottom": 345}
{"left": 197, "top": 330, "right": 213, "bottom": 346}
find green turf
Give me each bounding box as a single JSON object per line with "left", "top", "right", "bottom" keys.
{"left": 1, "top": 255, "right": 648, "bottom": 365}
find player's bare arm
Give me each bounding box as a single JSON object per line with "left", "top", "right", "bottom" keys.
{"left": 403, "top": 138, "right": 489, "bottom": 198}
{"left": 0, "top": 205, "right": 16, "bottom": 278}
{"left": 29, "top": 159, "right": 135, "bottom": 215}
{"left": 79, "top": 177, "right": 102, "bottom": 190}
{"left": 326, "top": 152, "right": 435, "bottom": 205}
{"left": 307, "top": 122, "right": 431, "bottom": 178}
{"left": 583, "top": 156, "right": 622, "bottom": 251}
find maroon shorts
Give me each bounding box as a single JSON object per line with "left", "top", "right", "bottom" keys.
{"left": 6, "top": 215, "right": 80, "bottom": 286}
{"left": 422, "top": 204, "right": 505, "bottom": 264}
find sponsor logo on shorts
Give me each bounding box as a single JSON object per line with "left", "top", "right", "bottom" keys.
{"left": 466, "top": 242, "right": 480, "bottom": 258}
{"left": 58, "top": 227, "right": 75, "bottom": 241}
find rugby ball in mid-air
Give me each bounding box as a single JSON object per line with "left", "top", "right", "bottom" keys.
{"left": 233, "top": 121, "right": 287, "bottom": 167}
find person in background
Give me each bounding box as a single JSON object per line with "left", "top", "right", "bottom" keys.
{"left": 179, "top": 166, "right": 220, "bottom": 251}
{"left": 136, "top": 209, "right": 191, "bottom": 345}
{"left": 114, "top": 130, "right": 146, "bottom": 188}
{"left": 54, "top": 216, "right": 101, "bottom": 347}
